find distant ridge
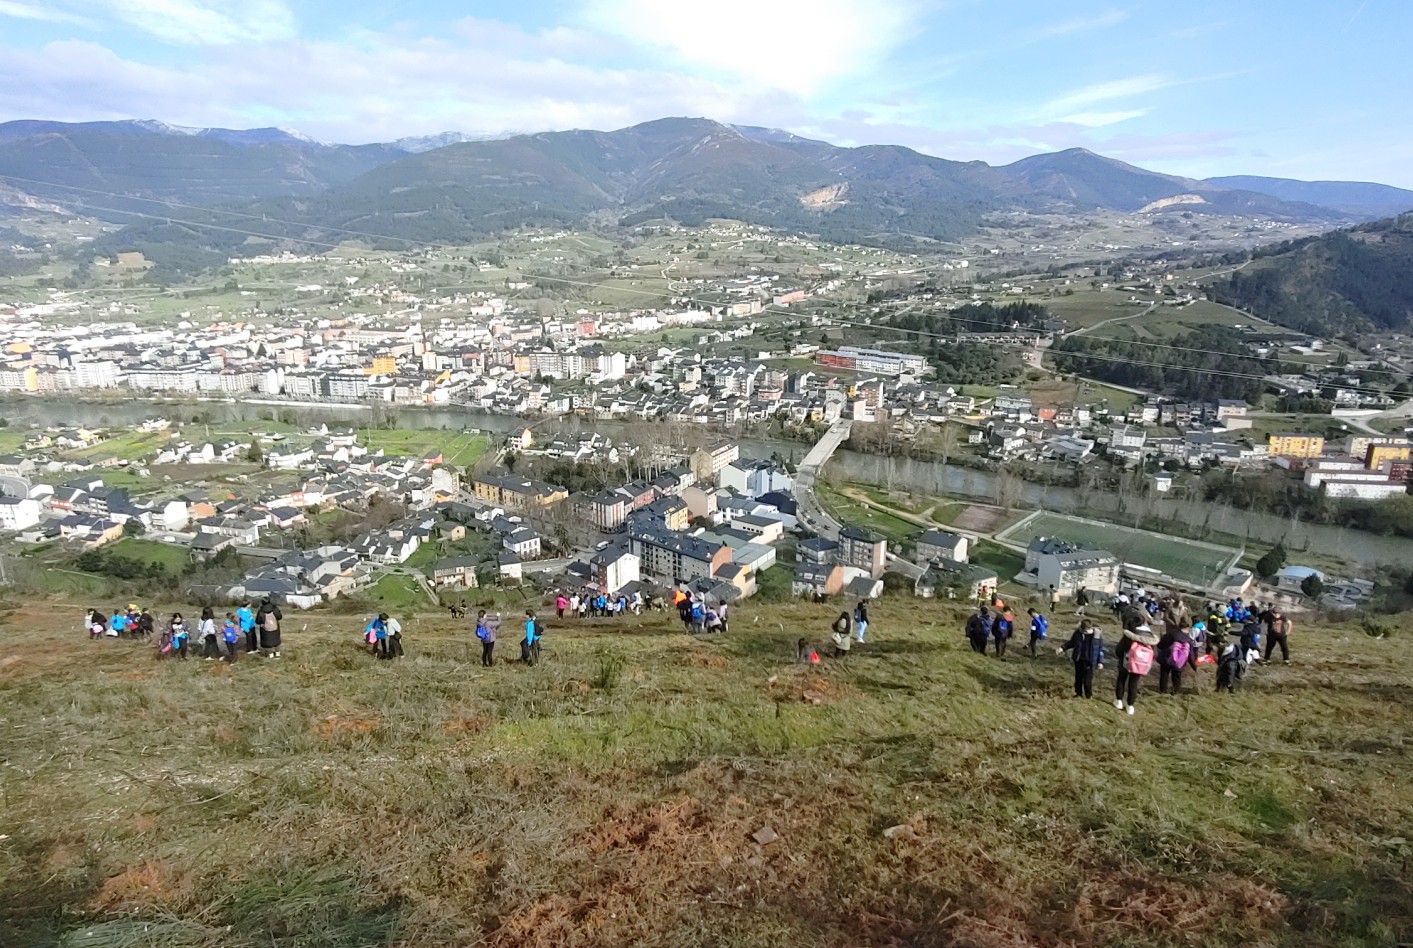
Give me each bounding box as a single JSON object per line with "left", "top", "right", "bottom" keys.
{"left": 1204, "top": 175, "right": 1413, "bottom": 219}
{"left": 0, "top": 115, "right": 1399, "bottom": 273}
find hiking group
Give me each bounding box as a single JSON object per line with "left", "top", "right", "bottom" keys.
{"left": 87, "top": 597, "right": 284, "bottom": 663}
{"left": 472, "top": 608, "right": 544, "bottom": 666}
{"left": 963, "top": 588, "right": 1293, "bottom": 715}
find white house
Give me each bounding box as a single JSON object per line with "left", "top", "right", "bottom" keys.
{"left": 730, "top": 514, "right": 785, "bottom": 545}
{"left": 504, "top": 528, "right": 542, "bottom": 559}
{"left": 719, "top": 458, "right": 794, "bottom": 498}
{"left": 916, "top": 529, "right": 968, "bottom": 565}
{"left": 591, "top": 546, "right": 640, "bottom": 595}
{"left": 0, "top": 496, "right": 42, "bottom": 531}
{"left": 160, "top": 499, "right": 189, "bottom": 532}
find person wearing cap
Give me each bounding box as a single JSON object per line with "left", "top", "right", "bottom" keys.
{"left": 1113, "top": 620, "right": 1160, "bottom": 715}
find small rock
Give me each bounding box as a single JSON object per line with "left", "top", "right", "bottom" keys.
{"left": 883, "top": 824, "right": 916, "bottom": 840}
{"left": 752, "top": 825, "right": 780, "bottom": 846}
{"left": 766, "top": 674, "right": 778, "bottom": 684}
{"left": 1223, "top": 788, "right": 1237, "bottom": 799}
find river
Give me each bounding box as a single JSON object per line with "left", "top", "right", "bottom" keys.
{"left": 7, "top": 395, "right": 1409, "bottom": 568}
{"left": 826, "top": 451, "right": 1413, "bottom": 569}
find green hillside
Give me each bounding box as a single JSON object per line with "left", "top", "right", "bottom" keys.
{"left": 2, "top": 594, "right": 1411, "bottom": 946}
{"left": 1211, "top": 213, "right": 1413, "bottom": 334}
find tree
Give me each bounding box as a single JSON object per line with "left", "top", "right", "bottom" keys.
{"left": 1255, "top": 543, "right": 1287, "bottom": 579}
{"left": 122, "top": 519, "right": 146, "bottom": 538}
{"left": 1301, "top": 573, "right": 1324, "bottom": 600}
{"left": 504, "top": 451, "right": 519, "bottom": 473}
{"left": 245, "top": 438, "right": 263, "bottom": 464}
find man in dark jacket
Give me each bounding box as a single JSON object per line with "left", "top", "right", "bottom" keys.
{"left": 965, "top": 607, "right": 993, "bottom": 654}
{"left": 255, "top": 597, "right": 283, "bottom": 658}
{"left": 1058, "top": 620, "right": 1104, "bottom": 698}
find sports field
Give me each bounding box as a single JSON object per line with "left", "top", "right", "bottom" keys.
{"left": 997, "top": 511, "right": 1240, "bottom": 588}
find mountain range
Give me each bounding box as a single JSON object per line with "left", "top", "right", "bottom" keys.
{"left": 3, "top": 117, "right": 1412, "bottom": 271}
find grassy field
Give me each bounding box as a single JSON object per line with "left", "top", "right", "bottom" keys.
{"left": 999, "top": 512, "right": 1240, "bottom": 587}
{"left": 1, "top": 594, "right": 1410, "bottom": 946}
{"left": 816, "top": 482, "right": 919, "bottom": 543}
{"left": 357, "top": 430, "right": 491, "bottom": 468}
{"left": 106, "top": 538, "right": 191, "bottom": 572}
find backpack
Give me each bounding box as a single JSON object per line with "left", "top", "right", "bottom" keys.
{"left": 1033, "top": 615, "right": 1048, "bottom": 639}
{"left": 1125, "top": 642, "right": 1155, "bottom": 675}
{"left": 262, "top": 611, "right": 278, "bottom": 632}
{"left": 533, "top": 619, "right": 544, "bottom": 638}
{"left": 1167, "top": 639, "right": 1191, "bottom": 668}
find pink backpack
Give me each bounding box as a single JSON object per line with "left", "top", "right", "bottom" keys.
{"left": 1125, "top": 642, "right": 1155, "bottom": 675}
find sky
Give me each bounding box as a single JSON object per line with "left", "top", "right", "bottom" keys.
{"left": 1, "top": 0, "right": 1411, "bottom": 186}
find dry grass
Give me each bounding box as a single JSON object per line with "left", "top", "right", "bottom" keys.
{"left": 1, "top": 595, "right": 1411, "bottom": 947}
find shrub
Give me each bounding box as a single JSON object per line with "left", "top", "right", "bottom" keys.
{"left": 592, "top": 648, "right": 627, "bottom": 695}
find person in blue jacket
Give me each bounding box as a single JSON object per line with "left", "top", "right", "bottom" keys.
{"left": 1026, "top": 608, "right": 1049, "bottom": 658}
{"left": 521, "top": 609, "right": 542, "bottom": 665}
{"left": 1058, "top": 619, "right": 1105, "bottom": 698}
{"left": 364, "top": 614, "right": 388, "bottom": 658}
{"left": 236, "top": 602, "right": 256, "bottom": 654}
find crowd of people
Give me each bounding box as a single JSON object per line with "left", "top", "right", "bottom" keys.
{"left": 959, "top": 588, "right": 1293, "bottom": 715}
{"left": 85, "top": 598, "right": 285, "bottom": 662}
{"left": 84, "top": 573, "right": 1300, "bottom": 710}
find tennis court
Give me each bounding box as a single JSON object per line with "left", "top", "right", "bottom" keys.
{"left": 997, "top": 511, "right": 1240, "bottom": 588}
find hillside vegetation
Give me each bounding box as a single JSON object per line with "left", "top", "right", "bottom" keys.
{"left": 1211, "top": 213, "right": 1413, "bottom": 335}
{"left": 1, "top": 595, "right": 1410, "bottom": 947}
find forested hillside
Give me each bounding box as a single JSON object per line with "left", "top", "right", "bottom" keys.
{"left": 1210, "top": 214, "right": 1413, "bottom": 335}
{"left": 1051, "top": 326, "right": 1275, "bottom": 402}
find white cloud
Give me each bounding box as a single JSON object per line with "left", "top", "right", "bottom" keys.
{"left": 585, "top": 0, "right": 917, "bottom": 97}
{"left": 0, "top": 0, "right": 92, "bottom": 25}
{"left": 1039, "top": 10, "right": 1129, "bottom": 37}
{"left": 1056, "top": 109, "right": 1149, "bottom": 127}
{"left": 1045, "top": 74, "right": 1175, "bottom": 113}
{"left": 0, "top": 33, "right": 794, "bottom": 144}
{"left": 39, "top": 0, "right": 296, "bottom": 45}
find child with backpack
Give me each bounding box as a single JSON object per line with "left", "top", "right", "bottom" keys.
{"left": 1157, "top": 621, "right": 1198, "bottom": 695}
{"left": 965, "top": 607, "right": 993, "bottom": 654}
{"left": 1217, "top": 635, "right": 1246, "bottom": 693}
{"left": 1026, "top": 608, "right": 1048, "bottom": 657}
{"left": 1058, "top": 619, "right": 1104, "bottom": 698}
{"left": 222, "top": 613, "right": 240, "bottom": 663}
{"left": 475, "top": 610, "right": 496, "bottom": 667}
{"left": 993, "top": 608, "right": 1014, "bottom": 657}
{"left": 1113, "top": 623, "right": 1158, "bottom": 715}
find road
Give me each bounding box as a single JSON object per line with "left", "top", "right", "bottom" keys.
{"left": 0, "top": 475, "right": 32, "bottom": 500}
{"left": 793, "top": 420, "right": 851, "bottom": 539}
{"left": 791, "top": 420, "right": 926, "bottom": 582}
{"left": 1063, "top": 300, "right": 1158, "bottom": 339}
